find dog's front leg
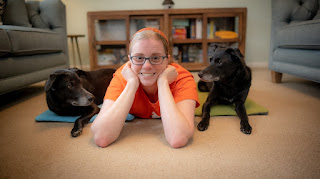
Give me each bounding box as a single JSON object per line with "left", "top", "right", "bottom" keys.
{"left": 197, "top": 93, "right": 216, "bottom": 131}
{"left": 71, "top": 104, "right": 100, "bottom": 137}
{"left": 235, "top": 101, "right": 252, "bottom": 134}
{"left": 197, "top": 101, "right": 212, "bottom": 131}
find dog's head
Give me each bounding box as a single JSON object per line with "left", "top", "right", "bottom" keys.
{"left": 198, "top": 44, "right": 244, "bottom": 82}
{"left": 45, "top": 68, "right": 95, "bottom": 106}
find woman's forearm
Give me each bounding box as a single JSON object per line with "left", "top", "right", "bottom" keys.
{"left": 91, "top": 81, "right": 138, "bottom": 147}
{"left": 157, "top": 78, "right": 195, "bottom": 148}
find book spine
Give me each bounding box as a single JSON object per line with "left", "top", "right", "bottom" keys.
{"left": 173, "top": 27, "right": 187, "bottom": 40}
{"left": 209, "top": 20, "right": 215, "bottom": 39}
{"left": 196, "top": 18, "right": 202, "bottom": 39}
{"left": 190, "top": 20, "right": 196, "bottom": 39}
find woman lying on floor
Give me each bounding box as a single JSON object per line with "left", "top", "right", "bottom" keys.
{"left": 91, "top": 28, "right": 199, "bottom": 148}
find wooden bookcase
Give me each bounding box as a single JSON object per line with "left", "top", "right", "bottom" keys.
{"left": 87, "top": 8, "right": 246, "bottom": 71}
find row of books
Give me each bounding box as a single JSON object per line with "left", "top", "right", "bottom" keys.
{"left": 95, "top": 18, "right": 238, "bottom": 41}
{"left": 173, "top": 45, "right": 203, "bottom": 63}
{"left": 172, "top": 19, "right": 202, "bottom": 40}
{"left": 172, "top": 18, "right": 238, "bottom": 40}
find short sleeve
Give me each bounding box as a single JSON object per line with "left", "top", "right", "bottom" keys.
{"left": 104, "top": 64, "right": 127, "bottom": 101}
{"left": 170, "top": 64, "right": 200, "bottom": 108}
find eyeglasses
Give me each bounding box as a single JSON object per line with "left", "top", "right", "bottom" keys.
{"left": 130, "top": 56, "right": 167, "bottom": 65}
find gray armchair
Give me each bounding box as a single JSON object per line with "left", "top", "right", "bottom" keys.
{"left": 0, "top": 0, "right": 69, "bottom": 94}
{"left": 269, "top": 0, "right": 320, "bottom": 83}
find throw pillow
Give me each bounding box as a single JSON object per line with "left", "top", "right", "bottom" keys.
{"left": 2, "top": 0, "right": 31, "bottom": 27}
{"left": 0, "top": 0, "right": 5, "bottom": 25}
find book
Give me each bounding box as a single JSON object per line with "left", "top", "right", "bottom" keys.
{"left": 209, "top": 20, "right": 215, "bottom": 39}
{"left": 190, "top": 19, "right": 196, "bottom": 39}
{"left": 196, "top": 18, "right": 202, "bottom": 39}
{"left": 173, "top": 27, "right": 187, "bottom": 40}
{"left": 172, "top": 19, "right": 189, "bottom": 27}
{"left": 182, "top": 45, "right": 189, "bottom": 62}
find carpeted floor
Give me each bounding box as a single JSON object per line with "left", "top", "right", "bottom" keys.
{"left": 0, "top": 67, "right": 319, "bottom": 178}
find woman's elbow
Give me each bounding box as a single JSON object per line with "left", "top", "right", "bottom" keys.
{"left": 94, "top": 137, "right": 110, "bottom": 148}
{"left": 91, "top": 126, "right": 113, "bottom": 148}
{"left": 167, "top": 129, "right": 194, "bottom": 148}
{"left": 93, "top": 134, "right": 114, "bottom": 148}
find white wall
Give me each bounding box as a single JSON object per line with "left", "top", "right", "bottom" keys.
{"left": 62, "top": 0, "right": 271, "bottom": 68}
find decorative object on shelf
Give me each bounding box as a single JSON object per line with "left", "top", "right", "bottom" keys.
{"left": 162, "top": 0, "right": 174, "bottom": 9}
{"left": 215, "top": 31, "right": 238, "bottom": 39}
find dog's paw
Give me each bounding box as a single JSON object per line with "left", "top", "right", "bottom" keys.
{"left": 240, "top": 122, "right": 252, "bottom": 134}
{"left": 71, "top": 128, "right": 82, "bottom": 137}
{"left": 197, "top": 121, "right": 209, "bottom": 131}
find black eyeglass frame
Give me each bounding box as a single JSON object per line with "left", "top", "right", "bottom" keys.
{"left": 129, "top": 56, "right": 167, "bottom": 65}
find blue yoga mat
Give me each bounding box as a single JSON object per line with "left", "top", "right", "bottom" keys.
{"left": 35, "top": 105, "right": 135, "bottom": 123}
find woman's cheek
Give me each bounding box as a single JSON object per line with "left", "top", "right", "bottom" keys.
{"left": 131, "top": 65, "right": 141, "bottom": 76}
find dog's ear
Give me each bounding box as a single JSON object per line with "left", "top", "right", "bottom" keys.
{"left": 209, "top": 44, "right": 219, "bottom": 51}
{"left": 69, "top": 68, "right": 86, "bottom": 77}
{"left": 208, "top": 44, "right": 222, "bottom": 60}
{"left": 226, "top": 48, "right": 243, "bottom": 60}
{"left": 44, "top": 74, "right": 58, "bottom": 92}
{"left": 44, "top": 69, "right": 68, "bottom": 92}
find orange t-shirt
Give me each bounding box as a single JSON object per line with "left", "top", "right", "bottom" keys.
{"left": 104, "top": 62, "right": 200, "bottom": 118}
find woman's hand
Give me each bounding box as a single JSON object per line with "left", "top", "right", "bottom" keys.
{"left": 122, "top": 62, "right": 140, "bottom": 88}
{"left": 158, "top": 65, "right": 178, "bottom": 85}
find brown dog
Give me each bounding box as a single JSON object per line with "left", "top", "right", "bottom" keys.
{"left": 45, "top": 68, "right": 115, "bottom": 137}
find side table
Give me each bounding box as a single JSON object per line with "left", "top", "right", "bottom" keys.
{"left": 68, "top": 34, "right": 85, "bottom": 69}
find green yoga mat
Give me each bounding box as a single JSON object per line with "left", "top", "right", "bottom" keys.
{"left": 195, "top": 91, "right": 268, "bottom": 116}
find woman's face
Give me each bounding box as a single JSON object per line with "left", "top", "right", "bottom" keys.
{"left": 129, "top": 38, "right": 168, "bottom": 88}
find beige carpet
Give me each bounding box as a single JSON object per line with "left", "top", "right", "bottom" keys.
{"left": 0, "top": 67, "right": 319, "bottom": 178}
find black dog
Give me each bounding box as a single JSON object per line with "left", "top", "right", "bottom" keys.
{"left": 197, "top": 44, "right": 252, "bottom": 134}
{"left": 44, "top": 68, "right": 115, "bottom": 137}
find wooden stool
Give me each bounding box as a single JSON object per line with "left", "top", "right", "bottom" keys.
{"left": 68, "top": 34, "right": 85, "bottom": 69}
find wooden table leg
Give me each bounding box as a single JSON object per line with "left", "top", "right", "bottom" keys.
{"left": 271, "top": 71, "right": 282, "bottom": 83}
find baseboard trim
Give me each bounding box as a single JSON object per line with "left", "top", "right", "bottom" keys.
{"left": 247, "top": 62, "right": 268, "bottom": 68}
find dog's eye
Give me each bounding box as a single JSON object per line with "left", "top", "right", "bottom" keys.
{"left": 67, "top": 82, "right": 73, "bottom": 89}
{"left": 215, "top": 58, "right": 222, "bottom": 65}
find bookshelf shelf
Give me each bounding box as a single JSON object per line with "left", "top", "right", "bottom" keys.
{"left": 173, "top": 39, "right": 203, "bottom": 44}
{"left": 95, "top": 40, "right": 127, "bottom": 45}
{"left": 88, "top": 8, "right": 247, "bottom": 71}
{"left": 208, "top": 38, "right": 240, "bottom": 43}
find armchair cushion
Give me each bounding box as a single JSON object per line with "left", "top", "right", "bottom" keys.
{"left": 0, "top": 25, "right": 64, "bottom": 56}
{"left": 2, "top": 0, "right": 31, "bottom": 27}
{"left": 276, "top": 19, "right": 320, "bottom": 49}
{"left": 0, "top": 29, "right": 10, "bottom": 56}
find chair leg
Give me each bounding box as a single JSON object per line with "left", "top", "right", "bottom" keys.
{"left": 271, "top": 71, "right": 282, "bottom": 83}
